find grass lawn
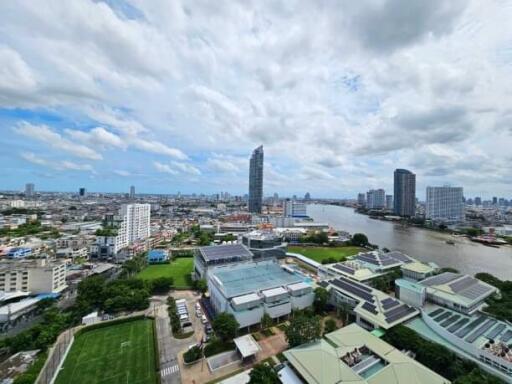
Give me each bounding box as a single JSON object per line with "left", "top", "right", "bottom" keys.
{"left": 55, "top": 319, "right": 157, "bottom": 384}
{"left": 137, "top": 257, "right": 193, "bottom": 288}
{"left": 288, "top": 245, "right": 363, "bottom": 263}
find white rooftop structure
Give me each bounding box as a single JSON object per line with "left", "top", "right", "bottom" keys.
{"left": 233, "top": 334, "right": 261, "bottom": 359}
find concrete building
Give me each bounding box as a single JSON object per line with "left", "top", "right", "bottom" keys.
{"left": 208, "top": 260, "right": 314, "bottom": 328}
{"left": 129, "top": 185, "right": 135, "bottom": 199}
{"left": 24, "top": 183, "right": 35, "bottom": 197}
{"left": 194, "top": 243, "right": 253, "bottom": 280}
{"left": 78, "top": 187, "right": 86, "bottom": 197}
{"left": 248, "top": 145, "right": 264, "bottom": 214}
{"left": 0, "top": 259, "right": 67, "bottom": 294}
{"left": 386, "top": 195, "right": 393, "bottom": 210}
{"left": 147, "top": 249, "right": 168, "bottom": 264}
{"left": 283, "top": 200, "right": 308, "bottom": 217}
{"left": 426, "top": 186, "right": 464, "bottom": 223}
{"left": 394, "top": 169, "right": 416, "bottom": 217}
{"left": 6, "top": 248, "right": 32, "bottom": 259}
{"left": 366, "top": 189, "right": 385, "bottom": 209}
{"left": 284, "top": 323, "right": 450, "bottom": 384}
{"left": 241, "top": 230, "right": 287, "bottom": 260}
{"left": 120, "top": 203, "right": 151, "bottom": 243}
{"left": 357, "top": 193, "right": 366, "bottom": 207}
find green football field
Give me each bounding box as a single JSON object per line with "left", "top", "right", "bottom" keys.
{"left": 137, "top": 257, "right": 193, "bottom": 288}
{"left": 55, "top": 319, "right": 157, "bottom": 384}
{"left": 288, "top": 246, "right": 363, "bottom": 263}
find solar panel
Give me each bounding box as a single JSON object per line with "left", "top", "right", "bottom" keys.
{"left": 200, "top": 244, "right": 252, "bottom": 262}
{"left": 434, "top": 312, "right": 451, "bottom": 322}
{"left": 381, "top": 298, "right": 400, "bottom": 310}
{"left": 456, "top": 316, "right": 486, "bottom": 338}
{"left": 420, "top": 272, "right": 461, "bottom": 287}
{"left": 441, "top": 314, "right": 460, "bottom": 328}
{"left": 500, "top": 330, "right": 512, "bottom": 342}
{"left": 330, "top": 279, "right": 374, "bottom": 302}
{"left": 318, "top": 281, "right": 329, "bottom": 288}
{"left": 387, "top": 251, "right": 413, "bottom": 263}
{"left": 448, "top": 318, "right": 469, "bottom": 333}
{"left": 338, "top": 276, "right": 373, "bottom": 292}
{"left": 362, "top": 301, "right": 378, "bottom": 315}
{"left": 465, "top": 320, "right": 496, "bottom": 343}
{"left": 356, "top": 255, "right": 380, "bottom": 265}
{"left": 380, "top": 258, "right": 399, "bottom": 266}
{"left": 385, "top": 307, "right": 416, "bottom": 323}
{"left": 333, "top": 264, "right": 355, "bottom": 275}
{"left": 459, "top": 284, "right": 494, "bottom": 300}
{"left": 486, "top": 324, "right": 506, "bottom": 340}
{"left": 429, "top": 308, "right": 444, "bottom": 317}
{"left": 449, "top": 276, "right": 475, "bottom": 293}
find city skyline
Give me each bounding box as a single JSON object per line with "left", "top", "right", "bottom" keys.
{"left": 1, "top": 2, "right": 512, "bottom": 198}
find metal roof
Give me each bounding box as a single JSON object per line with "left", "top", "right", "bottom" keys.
{"left": 199, "top": 244, "right": 252, "bottom": 262}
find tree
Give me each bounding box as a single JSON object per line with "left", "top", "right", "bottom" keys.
{"left": 324, "top": 318, "right": 337, "bottom": 334}
{"left": 212, "top": 312, "right": 239, "bottom": 341}
{"left": 351, "top": 233, "right": 369, "bottom": 247}
{"left": 194, "top": 279, "right": 208, "bottom": 294}
{"left": 249, "top": 363, "right": 279, "bottom": 384}
{"left": 261, "top": 313, "right": 273, "bottom": 330}
{"left": 183, "top": 346, "right": 202, "bottom": 363}
{"left": 313, "top": 287, "right": 329, "bottom": 314}
{"left": 149, "top": 277, "right": 174, "bottom": 294}
{"left": 285, "top": 314, "right": 321, "bottom": 347}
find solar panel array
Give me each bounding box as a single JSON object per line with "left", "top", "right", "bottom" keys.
{"left": 435, "top": 312, "right": 451, "bottom": 323}
{"left": 386, "top": 251, "right": 414, "bottom": 263}
{"left": 441, "top": 314, "right": 460, "bottom": 328}
{"left": 200, "top": 244, "right": 253, "bottom": 262}
{"left": 465, "top": 319, "right": 496, "bottom": 343}
{"left": 330, "top": 278, "right": 374, "bottom": 302}
{"left": 381, "top": 297, "right": 400, "bottom": 310}
{"left": 448, "top": 318, "right": 469, "bottom": 333}
{"left": 355, "top": 253, "right": 380, "bottom": 266}
{"left": 333, "top": 264, "right": 355, "bottom": 275}
{"left": 362, "top": 301, "right": 378, "bottom": 315}
{"left": 459, "top": 284, "right": 494, "bottom": 300}
{"left": 420, "top": 272, "right": 461, "bottom": 287}
{"left": 456, "top": 316, "right": 486, "bottom": 338}
{"left": 318, "top": 281, "right": 329, "bottom": 288}
{"left": 501, "top": 330, "right": 512, "bottom": 343}
{"left": 429, "top": 308, "right": 444, "bottom": 317}
{"left": 385, "top": 306, "right": 416, "bottom": 323}
{"left": 486, "top": 324, "right": 506, "bottom": 340}
{"left": 355, "top": 252, "right": 404, "bottom": 267}
{"left": 449, "top": 276, "right": 476, "bottom": 293}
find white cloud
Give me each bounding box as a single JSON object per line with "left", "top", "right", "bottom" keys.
{"left": 171, "top": 161, "right": 201, "bottom": 175}
{"left": 153, "top": 161, "right": 177, "bottom": 175}
{"left": 65, "top": 127, "right": 126, "bottom": 149}
{"left": 20, "top": 152, "right": 94, "bottom": 172}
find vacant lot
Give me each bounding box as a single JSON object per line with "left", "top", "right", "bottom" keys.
{"left": 55, "top": 318, "right": 157, "bottom": 384}
{"left": 137, "top": 257, "right": 193, "bottom": 288}
{"left": 288, "top": 246, "right": 362, "bottom": 263}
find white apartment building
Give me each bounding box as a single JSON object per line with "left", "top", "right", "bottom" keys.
{"left": 426, "top": 186, "right": 464, "bottom": 223}
{"left": 0, "top": 259, "right": 67, "bottom": 294}
{"left": 283, "top": 200, "right": 308, "bottom": 218}
{"left": 120, "top": 204, "right": 151, "bottom": 243}
{"left": 366, "top": 189, "right": 385, "bottom": 209}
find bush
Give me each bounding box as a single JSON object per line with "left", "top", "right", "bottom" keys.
{"left": 212, "top": 313, "right": 239, "bottom": 341}
{"left": 351, "top": 233, "right": 369, "bottom": 247}
{"left": 183, "top": 346, "right": 202, "bottom": 363}
{"left": 324, "top": 318, "right": 337, "bottom": 334}
{"left": 203, "top": 338, "right": 235, "bottom": 357}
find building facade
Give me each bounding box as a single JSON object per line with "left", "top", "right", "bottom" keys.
{"left": 0, "top": 259, "right": 67, "bottom": 294}
{"left": 120, "top": 203, "right": 151, "bottom": 243}
{"left": 25, "top": 183, "right": 35, "bottom": 197}
{"left": 394, "top": 169, "right": 416, "bottom": 217}
{"left": 366, "top": 189, "right": 385, "bottom": 209}
{"left": 426, "top": 186, "right": 464, "bottom": 223}
{"left": 283, "top": 200, "right": 307, "bottom": 217}
{"left": 248, "top": 145, "right": 264, "bottom": 213}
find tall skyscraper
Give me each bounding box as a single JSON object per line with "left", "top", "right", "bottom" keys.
{"left": 393, "top": 169, "right": 416, "bottom": 217}
{"left": 248, "top": 145, "right": 264, "bottom": 213}
{"left": 79, "top": 187, "right": 86, "bottom": 197}
{"left": 130, "top": 185, "right": 135, "bottom": 199}
{"left": 474, "top": 196, "right": 482, "bottom": 206}
{"left": 386, "top": 195, "right": 393, "bottom": 210}
{"left": 25, "top": 183, "right": 35, "bottom": 197}
{"left": 426, "top": 186, "right": 464, "bottom": 223}
{"left": 120, "top": 203, "right": 151, "bottom": 243}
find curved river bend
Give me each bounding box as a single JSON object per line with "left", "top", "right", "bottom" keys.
{"left": 307, "top": 204, "right": 512, "bottom": 280}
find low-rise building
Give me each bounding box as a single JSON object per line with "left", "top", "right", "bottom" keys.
{"left": 241, "top": 230, "right": 286, "bottom": 260}
{"left": 6, "top": 247, "right": 32, "bottom": 259}
{"left": 284, "top": 323, "right": 450, "bottom": 384}
{"left": 194, "top": 243, "right": 253, "bottom": 280}
{"left": 208, "top": 260, "right": 314, "bottom": 328}
{"left": 0, "top": 259, "right": 67, "bottom": 294}
{"left": 147, "top": 249, "right": 169, "bottom": 264}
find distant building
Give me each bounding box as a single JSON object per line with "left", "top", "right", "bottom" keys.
{"left": 283, "top": 199, "right": 308, "bottom": 217}
{"left": 304, "top": 192, "right": 311, "bottom": 201}
{"left": 393, "top": 169, "right": 416, "bottom": 217}
{"left": 426, "top": 186, "right": 464, "bottom": 223}
{"left": 357, "top": 193, "right": 366, "bottom": 207}
{"left": 366, "top": 189, "right": 385, "bottom": 209}
{"left": 248, "top": 145, "right": 264, "bottom": 213}
{"left": 147, "top": 249, "right": 168, "bottom": 264}
{"left": 475, "top": 196, "right": 482, "bottom": 206}
{"left": 242, "top": 230, "right": 286, "bottom": 260}
{"left": 6, "top": 248, "right": 32, "bottom": 259}
{"left": 120, "top": 203, "right": 150, "bottom": 243}
{"left": 492, "top": 196, "right": 498, "bottom": 205}
{"left": 24, "top": 183, "right": 35, "bottom": 197}
{"left": 129, "top": 185, "right": 135, "bottom": 199}
{"left": 0, "top": 259, "right": 67, "bottom": 294}
{"left": 79, "top": 187, "right": 86, "bottom": 197}
{"left": 208, "top": 259, "right": 314, "bottom": 328}
{"left": 386, "top": 194, "right": 393, "bottom": 210}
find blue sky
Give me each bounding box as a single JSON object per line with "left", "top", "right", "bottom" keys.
{"left": 1, "top": 1, "right": 512, "bottom": 198}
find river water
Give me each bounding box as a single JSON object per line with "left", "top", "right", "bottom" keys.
{"left": 307, "top": 204, "right": 512, "bottom": 280}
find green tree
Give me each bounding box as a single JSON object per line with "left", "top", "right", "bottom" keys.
{"left": 285, "top": 314, "right": 321, "bottom": 347}
{"left": 249, "top": 363, "right": 279, "bottom": 384}
{"left": 149, "top": 276, "right": 174, "bottom": 294}
{"left": 194, "top": 279, "right": 208, "bottom": 294}
{"left": 351, "top": 233, "right": 369, "bottom": 247}
{"left": 261, "top": 313, "right": 273, "bottom": 330}
{"left": 324, "top": 318, "right": 337, "bottom": 334}
{"left": 183, "top": 346, "right": 202, "bottom": 363}
{"left": 313, "top": 287, "right": 329, "bottom": 314}
{"left": 212, "top": 312, "right": 239, "bottom": 341}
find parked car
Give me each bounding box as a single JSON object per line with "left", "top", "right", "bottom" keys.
{"left": 201, "top": 315, "right": 208, "bottom": 324}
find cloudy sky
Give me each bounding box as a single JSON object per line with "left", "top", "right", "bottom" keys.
{"left": 1, "top": 0, "right": 511, "bottom": 198}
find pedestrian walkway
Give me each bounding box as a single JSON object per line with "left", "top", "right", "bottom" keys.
{"left": 161, "top": 363, "right": 180, "bottom": 377}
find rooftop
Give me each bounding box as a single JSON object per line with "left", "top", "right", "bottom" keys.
{"left": 233, "top": 334, "right": 261, "bottom": 358}
{"left": 199, "top": 243, "right": 253, "bottom": 263}
{"left": 210, "top": 260, "right": 303, "bottom": 298}
{"left": 284, "top": 323, "right": 450, "bottom": 384}
{"left": 401, "top": 262, "right": 435, "bottom": 275}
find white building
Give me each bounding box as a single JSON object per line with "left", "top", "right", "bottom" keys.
{"left": 0, "top": 259, "right": 67, "bottom": 294}
{"left": 366, "top": 189, "right": 385, "bottom": 209}
{"left": 426, "top": 186, "right": 464, "bottom": 223}
{"left": 208, "top": 260, "right": 314, "bottom": 328}
{"left": 120, "top": 204, "right": 151, "bottom": 243}
{"left": 283, "top": 200, "right": 308, "bottom": 218}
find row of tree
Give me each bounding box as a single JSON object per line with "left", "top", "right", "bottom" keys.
{"left": 476, "top": 273, "right": 512, "bottom": 322}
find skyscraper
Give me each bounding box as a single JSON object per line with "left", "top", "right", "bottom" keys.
{"left": 393, "top": 169, "right": 416, "bottom": 217}
{"left": 130, "top": 185, "right": 135, "bottom": 199}
{"left": 248, "top": 145, "right": 264, "bottom": 213}
{"left": 79, "top": 187, "right": 86, "bottom": 197}
{"left": 426, "top": 186, "right": 464, "bottom": 223}
{"left": 120, "top": 203, "right": 151, "bottom": 243}
{"left": 25, "top": 183, "right": 35, "bottom": 197}
{"left": 366, "top": 189, "right": 385, "bottom": 209}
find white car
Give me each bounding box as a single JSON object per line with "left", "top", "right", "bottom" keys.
{"left": 201, "top": 315, "right": 208, "bottom": 324}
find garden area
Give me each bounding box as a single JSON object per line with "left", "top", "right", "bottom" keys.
{"left": 137, "top": 257, "right": 194, "bottom": 288}
{"left": 288, "top": 245, "right": 363, "bottom": 264}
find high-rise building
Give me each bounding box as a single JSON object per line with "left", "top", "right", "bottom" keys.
{"left": 475, "top": 196, "right": 482, "bottom": 206}
{"left": 426, "top": 186, "right": 464, "bottom": 223}
{"left": 304, "top": 192, "right": 311, "bottom": 201}
{"left": 284, "top": 199, "right": 308, "bottom": 217}
{"left": 130, "top": 185, "right": 135, "bottom": 199}
{"left": 393, "top": 169, "right": 416, "bottom": 217}
{"left": 492, "top": 196, "right": 498, "bottom": 205}
{"left": 366, "top": 189, "right": 385, "bottom": 209}
{"left": 357, "top": 193, "right": 366, "bottom": 207}
{"left": 25, "top": 183, "right": 35, "bottom": 197}
{"left": 248, "top": 145, "right": 264, "bottom": 213}
{"left": 79, "top": 187, "right": 86, "bottom": 197}
{"left": 120, "top": 203, "right": 151, "bottom": 243}
{"left": 386, "top": 195, "right": 393, "bottom": 210}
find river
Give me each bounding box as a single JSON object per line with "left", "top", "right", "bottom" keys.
{"left": 307, "top": 204, "right": 512, "bottom": 280}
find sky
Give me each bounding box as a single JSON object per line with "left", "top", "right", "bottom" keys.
{"left": 1, "top": 0, "right": 512, "bottom": 199}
